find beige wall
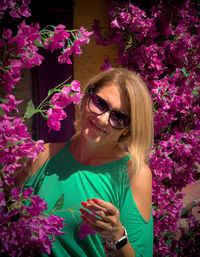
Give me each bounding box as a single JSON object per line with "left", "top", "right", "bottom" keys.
{"left": 73, "top": 0, "right": 118, "bottom": 89}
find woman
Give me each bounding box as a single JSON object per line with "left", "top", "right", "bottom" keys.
{"left": 23, "top": 68, "right": 154, "bottom": 257}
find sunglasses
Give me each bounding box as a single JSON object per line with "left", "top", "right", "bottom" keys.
{"left": 88, "top": 93, "right": 130, "bottom": 129}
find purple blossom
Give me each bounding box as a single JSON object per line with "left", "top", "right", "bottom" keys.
{"left": 47, "top": 107, "right": 67, "bottom": 131}
{"left": 79, "top": 223, "right": 96, "bottom": 240}
{"left": 0, "top": 94, "right": 22, "bottom": 114}
{"left": 0, "top": 192, "right": 6, "bottom": 207}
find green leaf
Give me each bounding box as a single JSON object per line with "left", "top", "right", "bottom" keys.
{"left": 23, "top": 100, "right": 36, "bottom": 120}
{"left": 166, "top": 239, "right": 172, "bottom": 246}
{"left": 34, "top": 40, "right": 44, "bottom": 48}
{"left": 169, "top": 72, "right": 174, "bottom": 78}
{"left": 53, "top": 193, "right": 64, "bottom": 210}
{"left": 181, "top": 67, "right": 189, "bottom": 77}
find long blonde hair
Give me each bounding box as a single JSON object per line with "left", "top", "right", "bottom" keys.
{"left": 77, "top": 68, "right": 154, "bottom": 178}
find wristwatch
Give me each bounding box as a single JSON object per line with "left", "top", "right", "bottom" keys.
{"left": 105, "top": 226, "right": 128, "bottom": 251}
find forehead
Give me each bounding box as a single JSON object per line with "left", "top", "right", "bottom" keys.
{"left": 95, "top": 83, "right": 130, "bottom": 114}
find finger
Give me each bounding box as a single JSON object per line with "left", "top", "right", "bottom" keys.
{"left": 82, "top": 201, "right": 108, "bottom": 215}
{"left": 80, "top": 208, "right": 100, "bottom": 224}
{"left": 81, "top": 215, "right": 104, "bottom": 234}
{"left": 83, "top": 201, "right": 115, "bottom": 223}
{"left": 85, "top": 201, "right": 109, "bottom": 217}
{"left": 83, "top": 201, "right": 118, "bottom": 226}
{"left": 81, "top": 214, "right": 113, "bottom": 238}
{"left": 91, "top": 199, "right": 116, "bottom": 215}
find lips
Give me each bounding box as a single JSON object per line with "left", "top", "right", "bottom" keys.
{"left": 89, "top": 119, "right": 107, "bottom": 133}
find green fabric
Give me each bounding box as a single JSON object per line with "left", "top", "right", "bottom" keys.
{"left": 23, "top": 141, "right": 153, "bottom": 257}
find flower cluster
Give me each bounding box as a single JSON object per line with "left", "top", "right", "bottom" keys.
{"left": 45, "top": 80, "right": 84, "bottom": 131}
{"left": 92, "top": 0, "right": 200, "bottom": 255}
{"left": 0, "top": 187, "right": 66, "bottom": 256}
{"left": 0, "top": 0, "right": 31, "bottom": 20}
{"left": 176, "top": 212, "right": 200, "bottom": 256}
{"left": 0, "top": 95, "right": 44, "bottom": 187}
{"left": 0, "top": 21, "right": 92, "bottom": 93}
{"left": 0, "top": 1, "right": 92, "bottom": 255}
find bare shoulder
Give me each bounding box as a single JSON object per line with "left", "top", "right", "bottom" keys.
{"left": 30, "top": 141, "right": 67, "bottom": 177}
{"left": 129, "top": 162, "right": 152, "bottom": 222}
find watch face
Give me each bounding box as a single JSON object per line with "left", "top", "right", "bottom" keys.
{"left": 116, "top": 237, "right": 128, "bottom": 250}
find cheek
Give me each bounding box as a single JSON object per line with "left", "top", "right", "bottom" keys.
{"left": 79, "top": 103, "right": 92, "bottom": 127}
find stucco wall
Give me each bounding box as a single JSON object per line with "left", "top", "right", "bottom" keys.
{"left": 73, "top": 0, "right": 118, "bottom": 89}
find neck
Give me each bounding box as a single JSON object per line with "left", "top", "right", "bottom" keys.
{"left": 70, "top": 133, "right": 124, "bottom": 166}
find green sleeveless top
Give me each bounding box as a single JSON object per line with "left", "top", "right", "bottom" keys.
{"left": 23, "top": 141, "right": 153, "bottom": 257}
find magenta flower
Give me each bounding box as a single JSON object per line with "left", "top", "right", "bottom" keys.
{"left": 70, "top": 92, "right": 84, "bottom": 105}
{"left": 0, "top": 94, "right": 22, "bottom": 114}
{"left": 47, "top": 107, "right": 67, "bottom": 131}
{"left": 58, "top": 47, "right": 73, "bottom": 64}
{"left": 79, "top": 223, "right": 96, "bottom": 240}
{"left": 110, "top": 19, "right": 121, "bottom": 29}
{"left": 71, "top": 80, "right": 81, "bottom": 92}
{"left": 50, "top": 93, "right": 72, "bottom": 108}
{"left": 0, "top": 192, "right": 6, "bottom": 207}
{"left": 10, "top": 187, "right": 21, "bottom": 201}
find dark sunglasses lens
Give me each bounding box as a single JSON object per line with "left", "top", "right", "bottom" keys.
{"left": 110, "top": 111, "right": 130, "bottom": 129}
{"left": 90, "top": 94, "right": 108, "bottom": 114}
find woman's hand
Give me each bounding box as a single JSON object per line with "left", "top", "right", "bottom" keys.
{"left": 80, "top": 198, "right": 124, "bottom": 242}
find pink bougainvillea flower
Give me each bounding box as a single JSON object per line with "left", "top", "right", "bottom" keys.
{"left": 50, "top": 92, "right": 72, "bottom": 109}
{"left": 0, "top": 94, "right": 22, "bottom": 114}
{"left": 70, "top": 92, "right": 84, "bottom": 105}
{"left": 54, "top": 24, "right": 71, "bottom": 40}
{"left": 71, "top": 40, "right": 82, "bottom": 56}
{"left": 0, "top": 192, "right": 6, "bottom": 207}
{"left": 2, "top": 28, "right": 13, "bottom": 40}
{"left": 71, "top": 80, "right": 81, "bottom": 92}
{"left": 9, "top": 0, "right": 31, "bottom": 18}
{"left": 47, "top": 25, "right": 71, "bottom": 53}
{"left": 110, "top": 19, "right": 121, "bottom": 29}
{"left": 10, "top": 187, "right": 21, "bottom": 201}
{"left": 47, "top": 107, "right": 67, "bottom": 131}
{"left": 58, "top": 47, "right": 73, "bottom": 64}
{"left": 61, "top": 85, "right": 72, "bottom": 96}
{"left": 79, "top": 223, "right": 96, "bottom": 240}
{"left": 76, "top": 27, "right": 93, "bottom": 45}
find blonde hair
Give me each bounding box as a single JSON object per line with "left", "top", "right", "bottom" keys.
{"left": 77, "top": 68, "right": 154, "bottom": 178}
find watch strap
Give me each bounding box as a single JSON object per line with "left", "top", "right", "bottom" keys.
{"left": 104, "top": 226, "right": 128, "bottom": 251}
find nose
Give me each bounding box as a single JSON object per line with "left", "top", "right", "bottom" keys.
{"left": 97, "top": 111, "right": 110, "bottom": 125}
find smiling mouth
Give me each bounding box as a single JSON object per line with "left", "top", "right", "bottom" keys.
{"left": 89, "top": 120, "right": 107, "bottom": 133}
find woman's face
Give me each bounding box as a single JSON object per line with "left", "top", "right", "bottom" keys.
{"left": 80, "top": 83, "right": 130, "bottom": 146}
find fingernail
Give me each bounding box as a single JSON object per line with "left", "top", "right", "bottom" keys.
{"left": 81, "top": 202, "right": 88, "bottom": 207}
{"left": 81, "top": 215, "right": 86, "bottom": 220}
{"left": 87, "top": 199, "right": 92, "bottom": 203}
{"left": 80, "top": 208, "right": 86, "bottom": 213}
{"left": 92, "top": 198, "right": 98, "bottom": 203}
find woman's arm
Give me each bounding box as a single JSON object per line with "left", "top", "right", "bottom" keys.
{"left": 80, "top": 163, "right": 152, "bottom": 257}
{"left": 130, "top": 163, "right": 152, "bottom": 222}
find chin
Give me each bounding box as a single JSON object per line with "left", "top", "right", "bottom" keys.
{"left": 82, "top": 128, "right": 103, "bottom": 144}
